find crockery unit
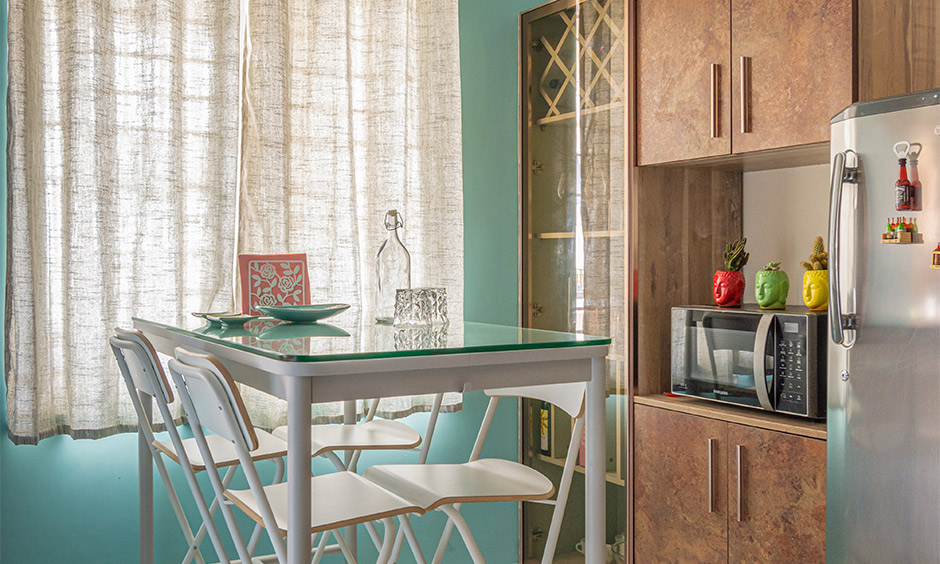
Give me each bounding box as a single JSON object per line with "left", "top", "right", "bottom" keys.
{"left": 519, "top": 0, "right": 628, "bottom": 561}
{"left": 633, "top": 401, "right": 826, "bottom": 564}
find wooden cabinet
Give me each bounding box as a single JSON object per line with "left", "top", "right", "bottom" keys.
{"left": 635, "top": 0, "right": 731, "bottom": 164}
{"left": 727, "top": 424, "right": 826, "bottom": 564}
{"left": 634, "top": 404, "right": 728, "bottom": 563}
{"left": 634, "top": 404, "right": 826, "bottom": 564}
{"left": 857, "top": 0, "right": 940, "bottom": 101}
{"left": 730, "top": 0, "right": 853, "bottom": 153}
{"left": 637, "top": 0, "right": 853, "bottom": 165}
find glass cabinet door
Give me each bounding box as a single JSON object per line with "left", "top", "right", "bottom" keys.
{"left": 519, "top": 0, "right": 626, "bottom": 561}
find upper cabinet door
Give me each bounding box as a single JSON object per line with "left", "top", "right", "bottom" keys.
{"left": 636, "top": 0, "right": 731, "bottom": 165}
{"left": 730, "top": 0, "right": 853, "bottom": 153}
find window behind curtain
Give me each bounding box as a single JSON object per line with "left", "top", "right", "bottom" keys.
{"left": 6, "top": 0, "right": 463, "bottom": 443}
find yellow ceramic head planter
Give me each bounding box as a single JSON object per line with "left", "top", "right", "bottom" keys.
{"left": 801, "top": 236, "right": 828, "bottom": 311}
{"left": 802, "top": 270, "right": 828, "bottom": 311}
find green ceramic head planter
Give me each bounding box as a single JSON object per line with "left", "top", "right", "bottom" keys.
{"left": 801, "top": 236, "right": 829, "bottom": 311}
{"left": 755, "top": 262, "right": 789, "bottom": 310}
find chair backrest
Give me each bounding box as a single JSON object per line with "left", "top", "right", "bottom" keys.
{"left": 168, "top": 347, "right": 259, "bottom": 452}
{"left": 484, "top": 381, "right": 585, "bottom": 419}
{"left": 238, "top": 253, "right": 311, "bottom": 315}
{"left": 110, "top": 328, "right": 174, "bottom": 405}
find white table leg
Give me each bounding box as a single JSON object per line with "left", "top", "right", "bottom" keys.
{"left": 343, "top": 399, "right": 357, "bottom": 559}
{"left": 585, "top": 357, "right": 606, "bottom": 564}
{"left": 287, "top": 377, "right": 313, "bottom": 564}
{"left": 139, "top": 391, "right": 154, "bottom": 564}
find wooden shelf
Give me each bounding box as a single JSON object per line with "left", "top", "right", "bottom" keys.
{"left": 533, "top": 452, "right": 626, "bottom": 487}
{"left": 532, "top": 230, "right": 624, "bottom": 240}
{"left": 525, "top": 551, "right": 625, "bottom": 564}
{"left": 535, "top": 101, "right": 625, "bottom": 126}
{"left": 637, "top": 140, "right": 830, "bottom": 172}
{"left": 634, "top": 394, "right": 827, "bottom": 440}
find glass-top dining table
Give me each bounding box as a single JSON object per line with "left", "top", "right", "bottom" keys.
{"left": 134, "top": 316, "right": 611, "bottom": 564}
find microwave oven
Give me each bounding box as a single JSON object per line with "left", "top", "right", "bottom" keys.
{"left": 670, "top": 305, "right": 827, "bottom": 419}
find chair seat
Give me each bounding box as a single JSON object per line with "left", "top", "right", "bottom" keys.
{"left": 272, "top": 420, "right": 421, "bottom": 458}
{"left": 224, "top": 471, "right": 424, "bottom": 535}
{"left": 362, "top": 458, "right": 555, "bottom": 512}
{"left": 154, "top": 429, "right": 287, "bottom": 471}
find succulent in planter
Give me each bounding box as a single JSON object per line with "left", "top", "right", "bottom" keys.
{"left": 713, "top": 238, "right": 749, "bottom": 308}
{"left": 800, "top": 236, "right": 829, "bottom": 272}
{"left": 755, "top": 261, "right": 789, "bottom": 310}
{"left": 801, "top": 236, "right": 829, "bottom": 311}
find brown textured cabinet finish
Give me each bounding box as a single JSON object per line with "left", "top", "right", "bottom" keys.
{"left": 637, "top": 0, "right": 852, "bottom": 164}
{"left": 634, "top": 406, "right": 826, "bottom": 564}
{"left": 634, "top": 405, "right": 728, "bottom": 564}
{"left": 731, "top": 0, "right": 853, "bottom": 153}
{"left": 727, "top": 423, "right": 826, "bottom": 564}
{"left": 636, "top": 0, "right": 731, "bottom": 165}
{"left": 635, "top": 167, "right": 742, "bottom": 395}
{"left": 858, "top": 0, "right": 940, "bottom": 101}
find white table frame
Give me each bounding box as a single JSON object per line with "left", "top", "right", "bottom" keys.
{"left": 135, "top": 319, "right": 609, "bottom": 564}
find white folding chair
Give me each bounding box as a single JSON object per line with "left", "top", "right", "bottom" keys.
{"left": 239, "top": 253, "right": 437, "bottom": 476}
{"left": 167, "top": 346, "right": 427, "bottom": 564}
{"left": 110, "top": 328, "right": 288, "bottom": 564}
{"left": 363, "top": 382, "right": 586, "bottom": 564}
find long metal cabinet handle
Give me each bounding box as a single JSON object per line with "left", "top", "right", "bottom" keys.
{"left": 828, "top": 150, "right": 858, "bottom": 346}
{"left": 707, "top": 438, "right": 716, "bottom": 513}
{"left": 752, "top": 314, "right": 775, "bottom": 411}
{"left": 739, "top": 56, "right": 751, "bottom": 133}
{"left": 736, "top": 444, "right": 744, "bottom": 522}
{"left": 710, "top": 64, "right": 719, "bottom": 138}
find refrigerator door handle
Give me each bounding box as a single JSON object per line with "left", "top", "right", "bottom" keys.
{"left": 828, "top": 149, "right": 858, "bottom": 347}
{"left": 753, "top": 313, "right": 774, "bottom": 411}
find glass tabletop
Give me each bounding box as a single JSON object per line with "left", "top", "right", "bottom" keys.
{"left": 134, "top": 316, "right": 610, "bottom": 363}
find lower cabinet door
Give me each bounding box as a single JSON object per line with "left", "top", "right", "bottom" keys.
{"left": 727, "top": 423, "right": 826, "bottom": 564}
{"left": 634, "top": 405, "right": 728, "bottom": 563}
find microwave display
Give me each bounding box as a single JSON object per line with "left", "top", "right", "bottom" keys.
{"left": 670, "top": 305, "right": 827, "bottom": 418}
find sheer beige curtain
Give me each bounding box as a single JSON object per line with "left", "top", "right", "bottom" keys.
{"left": 6, "top": 0, "right": 464, "bottom": 442}
{"left": 235, "top": 0, "right": 464, "bottom": 427}
{"left": 6, "top": 1, "right": 240, "bottom": 444}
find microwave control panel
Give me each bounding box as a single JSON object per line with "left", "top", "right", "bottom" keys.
{"left": 775, "top": 317, "right": 808, "bottom": 415}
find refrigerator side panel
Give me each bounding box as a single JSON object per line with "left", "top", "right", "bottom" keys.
{"left": 828, "top": 100, "right": 940, "bottom": 564}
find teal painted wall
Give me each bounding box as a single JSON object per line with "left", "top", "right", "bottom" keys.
{"left": 0, "top": 0, "right": 540, "bottom": 562}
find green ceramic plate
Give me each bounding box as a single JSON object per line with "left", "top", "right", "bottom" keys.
{"left": 256, "top": 304, "right": 351, "bottom": 323}
{"left": 192, "top": 311, "right": 234, "bottom": 327}
{"left": 207, "top": 313, "right": 261, "bottom": 327}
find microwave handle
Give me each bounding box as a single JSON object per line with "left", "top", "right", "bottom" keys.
{"left": 753, "top": 313, "right": 775, "bottom": 412}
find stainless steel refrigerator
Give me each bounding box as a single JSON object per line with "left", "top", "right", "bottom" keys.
{"left": 827, "top": 89, "right": 940, "bottom": 563}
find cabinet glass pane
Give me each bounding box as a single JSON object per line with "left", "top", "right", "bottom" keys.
{"left": 520, "top": 0, "right": 626, "bottom": 560}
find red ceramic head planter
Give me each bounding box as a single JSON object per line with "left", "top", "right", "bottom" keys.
{"left": 713, "top": 270, "right": 746, "bottom": 308}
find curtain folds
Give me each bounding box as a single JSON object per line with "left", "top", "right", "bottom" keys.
{"left": 6, "top": 0, "right": 463, "bottom": 443}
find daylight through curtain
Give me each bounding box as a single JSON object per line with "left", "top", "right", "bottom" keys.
{"left": 5, "top": 0, "right": 464, "bottom": 442}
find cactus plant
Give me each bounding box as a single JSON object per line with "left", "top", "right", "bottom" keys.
{"left": 801, "top": 236, "right": 828, "bottom": 271}
{"left": 760, "top": 261, "right": 781, "bottom": 272}
{"left": 722, "top": 238, "right": 750, "bottom": 271}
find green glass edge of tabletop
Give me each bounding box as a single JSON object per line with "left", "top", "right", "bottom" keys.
{"left": 133, "top": 318, "right": 611, "bottom": 363}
